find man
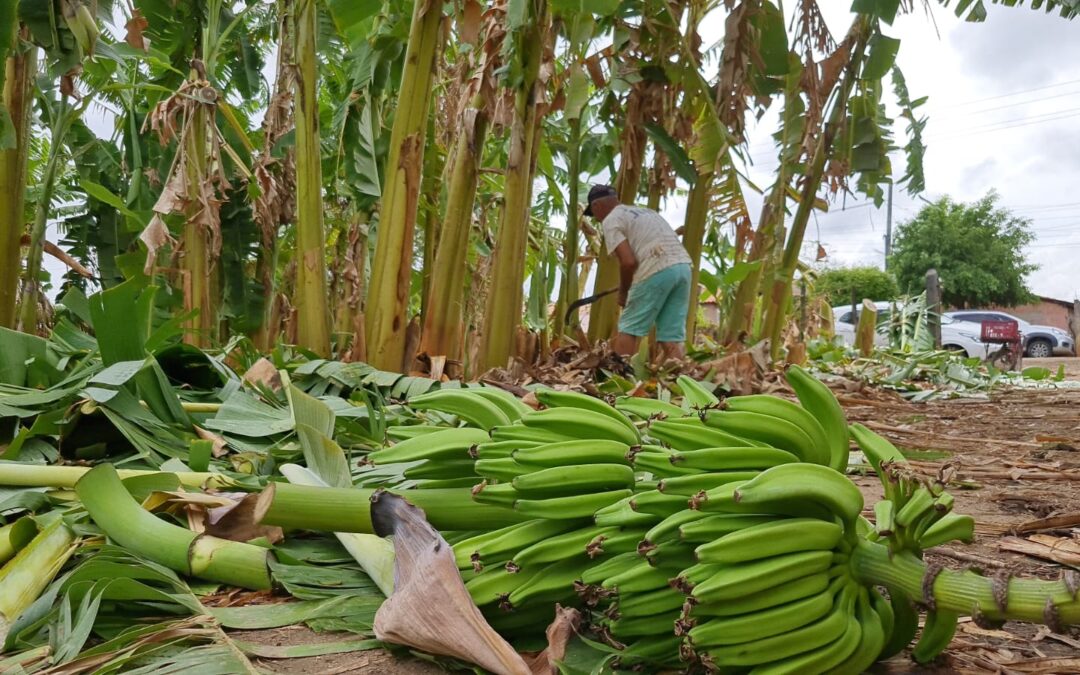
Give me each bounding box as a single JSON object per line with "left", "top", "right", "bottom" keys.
{"left": 583, "top": 184, "right": 693, "bottom": 359}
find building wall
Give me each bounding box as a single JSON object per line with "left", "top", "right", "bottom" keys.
{"left": 987, "top": 300, "right": 1073, "bottom": 332}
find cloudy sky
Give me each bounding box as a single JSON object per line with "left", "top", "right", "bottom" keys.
{"left": 657, "top": 3, "right": 1080, "bottom": 302}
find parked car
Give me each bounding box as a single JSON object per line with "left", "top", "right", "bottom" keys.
{"left": 944, "top": 310, "right": 1075, "bottom": 358}
{"left": 833, "top": 302, "right": 989, "bottom": 358}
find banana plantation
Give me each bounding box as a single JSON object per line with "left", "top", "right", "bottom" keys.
{"left": 1, "top": 0, "right": 1079, "bottom": 673}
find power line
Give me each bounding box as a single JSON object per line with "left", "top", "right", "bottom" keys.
{"left": 927, "top": 106, "right": 1080, "bottom": 139}
{"left": 933, "top": 89, "right": 1080, "bottom": 120}
{"left": 939, "top": 77, "right": 1080, "bottom": 108}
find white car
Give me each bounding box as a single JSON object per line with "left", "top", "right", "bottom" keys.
{"left": 944, "top": 310, "right": 1075, "bottom": 358}
{"left": 833, "top": 302, "right": 988, "bottom": 358}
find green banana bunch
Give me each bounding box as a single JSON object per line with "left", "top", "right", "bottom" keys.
{"left": 702, "top": 409, "right": 827, "bottom": 465}
{"left": 648, "top": 417, "right": 765, "bottom": 450}
{"left": 722, "top": 394, "right": 832, "bottom": 466}
{"left": 62, "top": 0, "right": 99, "bottom": 59}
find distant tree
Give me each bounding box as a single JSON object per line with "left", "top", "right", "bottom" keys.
{"left": 814, "top": 266, "right": 899, "bottom": 306}
{"left": 889, "top": 192, "right": 1036, "bottom": 308}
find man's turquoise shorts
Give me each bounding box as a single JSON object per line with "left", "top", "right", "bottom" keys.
{"left": 618, "top": 263, "right": 692, "bottom": 342}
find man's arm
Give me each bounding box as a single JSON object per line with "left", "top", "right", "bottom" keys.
{"left": 613, "top": 241, "right": 638, "bottom": 307}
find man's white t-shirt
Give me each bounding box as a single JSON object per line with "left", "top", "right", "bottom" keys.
{"left": 602, "top": 204, "right": 691, "bottom": 283}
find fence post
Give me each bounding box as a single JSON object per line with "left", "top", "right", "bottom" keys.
{"left": 1071, "top": 300, "right": 1080, "bottom": 342}
{"left": 926, "top": 268, "right": 942, "bottom": 349}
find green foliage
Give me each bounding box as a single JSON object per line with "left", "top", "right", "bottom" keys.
{"left": 889, "top": 192, "right": 1036, "bottom": 309}
{"left": 814, "top": 266, "right": 898, "bottom": 306}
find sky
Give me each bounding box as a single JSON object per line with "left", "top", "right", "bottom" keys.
{"left": 669, "top": 2, "right": 1080, "bottom": 302}
{"left": 49, "top": 3, "right": 1080, "bottom": 304}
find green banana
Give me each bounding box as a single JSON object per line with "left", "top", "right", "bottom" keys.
{"left": 648, "top": 419, "right": 765, "bottom": 451}
{"left": 669, "top": 446, "right": 800, "bottom": 471}
{"left": 385, "top": 425, "right": 445, "bottom": 441}
{"left": 593, "top": 497, "right": 662, "bottom": 527}
{"left": 615, "top": 396, "right": 686, "bottom": 420}
{"left": 676, "top": 375, "right": 720, "bottom": 408}
{"left": 534, "top": 389, "right": 639, "bottom": 438}
{"left": 465, "top": 563, "right": 543, "bottom": 606}
{"left": 912, "top": 608, "right": 959, "bottom": 664}
{"left": 878, "top": 586, "right": 918, "bottom": 660}
{"left": 408, "top": 389, "right": 511, "bottom": 430}
{"left": 694, "top": 518, "right": 844, "bottom": 565}
{"left": 470, "top": 481, "right": 520, "bottom": 507}
{"left": 521, "top": 407, "right": 640, "bottom": 445}
{"left": 869, "top": 586, "right": 895, "bottom": 648}
{"left": 702, "top": 409, "right": 826, "bottom": 465}
{"left": 826, "top": 587, "right": 886, "bottom": 675}
{"left": 490, "top": 423, "right": 573, "bottom": 444}
{"left": 512, "top": 439, "right": 633, "bottom": 467}
{"left": 453, "top": 519, "right": 582, "bottom": 570}
{"left": 613, "top": 586, "right": 685, "bottom": 618}
{"left": 513, "top": 489, "right": 634, "bottom": 519}
{"left": 470, "top": 439, "right": 542, "bottom": 460}
{"left": 849, "top": 422, "right": 907, "bottom": 475}
{"left": 697, "top": 481, "right": 795, "bottom": 516}
{"left": 918, "top": 512, "right": 975, "bottom": 549}
{"left": 752, "top": 607, "right": 861, "bottom": 675}
{"left": 643, "top": 509, "right": 703, "bottom": 546}
{"left": 678, "top": 514, "right": 780, "bottom": 543}
{"left": 403, "top": 459, "right": 478, "bottom": 479}
{"left": 367, "top": 427, "right": 490, "bottom": 464}
{"left": 613, "top": 635, "right": 684, "bottom": 666}
{"left": 732, "top": 463, "right": 864, "bottom": 526}
{"left": 474, "top": 457, "right": 532, "bottom": 481}
{"left": 579, "top": 551, "right": 639, "bottom": 586}
{"left": 505, "top": 556, "right": 590, "bottom": 609}
{"left": 723, "top": 395, "right": 832, "bottom": 466}
{"left": 507, "top": 525, "right": 619, "bottom": 570}
{"left": 668, "top": 473, "right": 773, "bottom": 498}
{"left": 629, "top": 490, "right": 689, "bottom": 517}
{"left": 606, "top": 610, "right": 681, "bottom": 638}
{"left": 631, "top": 451, "right": 700, "bottom": 477}
{"left": 641, "top": 541, "right": 695, "bottom": 568}
{"left": 511, "top": 463, "right": 635, "bottom": 497}
{"left": 786, "top": 365, "right": 851, "bottom": 472}
{"left": 896, "top": 486, "right": 934, "bottom": 528}
{"left": 688, "top": 583, "right": 840, "bottom": 647}
{"left": 601, "top": 560, "right": 681, "bottom": 594}
{"left": 689, "top": 572, "right": 831, "bottom": 618}
{"left": 691, "top": 550, "right": 835, "bottom": 603}
{"left": 874, "top": 499, "right": 896, "bottom": 537}
{"left": 699, "top": 589, "right": 851, "bottom": 667}
{"left": 467, "top": 386, "right": 533, "bottom": 421}
{"left": 587, "top": 527, "right": 645, "bottom": 558}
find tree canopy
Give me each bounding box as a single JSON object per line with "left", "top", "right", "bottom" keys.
{"left": 814, "top": 266, "right": 899, "bottom": 306}
{"left": 889, "top": 193, "right": 1036, "bottom": 309}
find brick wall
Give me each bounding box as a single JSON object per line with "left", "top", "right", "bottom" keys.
{"left": 987, "top": 300, "right": 1073, "bottom": 332}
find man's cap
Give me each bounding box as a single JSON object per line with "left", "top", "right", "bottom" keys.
{"left": 583, "top": 184, "right": 617, "bottom": 217}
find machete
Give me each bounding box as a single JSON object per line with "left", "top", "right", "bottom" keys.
{"left": 564, "top": 287, "right": 619, "bottom": 326}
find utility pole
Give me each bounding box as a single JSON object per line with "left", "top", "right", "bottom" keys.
{"left": 884, "top": 182, "right": 893, "bottom": 269}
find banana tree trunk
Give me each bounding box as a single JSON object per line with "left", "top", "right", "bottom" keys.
{"left": 292, "top": 0, "right": 331, "bottom": 356}
{"left": 479, "top": 0, "right": 548, "bottom": 372}
{"left": 181, "top": 105, "right": 215, "bottom": 348}
{"left": 681, "top": 172, "right": 712, "bottom": 346}
{"left": 418, "top": 94, "right": 488, "bottom": 376}
{"left": 762, "top": 20, "right": 871, "bottom": 360}
{"left": 419, "top": 114, "right": 444, "bottom": 324}
{"left": 552, "top": 116, "right": 582, "bottom": 339}
{"left": 365, "top": 0, "right": 441, "bottom": 371}
{"left": 19, "top": 96, "right": 73, "bottom": 333}
{"left": 588, "top": 88, "right": 647, "bottom": 343}
{"left": 0, "top": 36, "right": 34, "bottom": 330}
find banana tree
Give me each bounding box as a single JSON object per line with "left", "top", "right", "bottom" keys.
{"left": 365, "top": 0, "right": 443, "bottom": 371}
{"left": 0, "top": 24, "right": 34, "bottom": 330}
{"left": 478, "top": 0, "right": 551, "bottom": 371}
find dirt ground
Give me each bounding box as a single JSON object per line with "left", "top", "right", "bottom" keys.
{"left": 232, "top": 379, "right": 1080, "bottom": 674}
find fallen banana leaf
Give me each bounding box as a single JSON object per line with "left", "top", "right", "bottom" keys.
{"left": 209, "top": 594, "right": 381, "bottom": 630}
